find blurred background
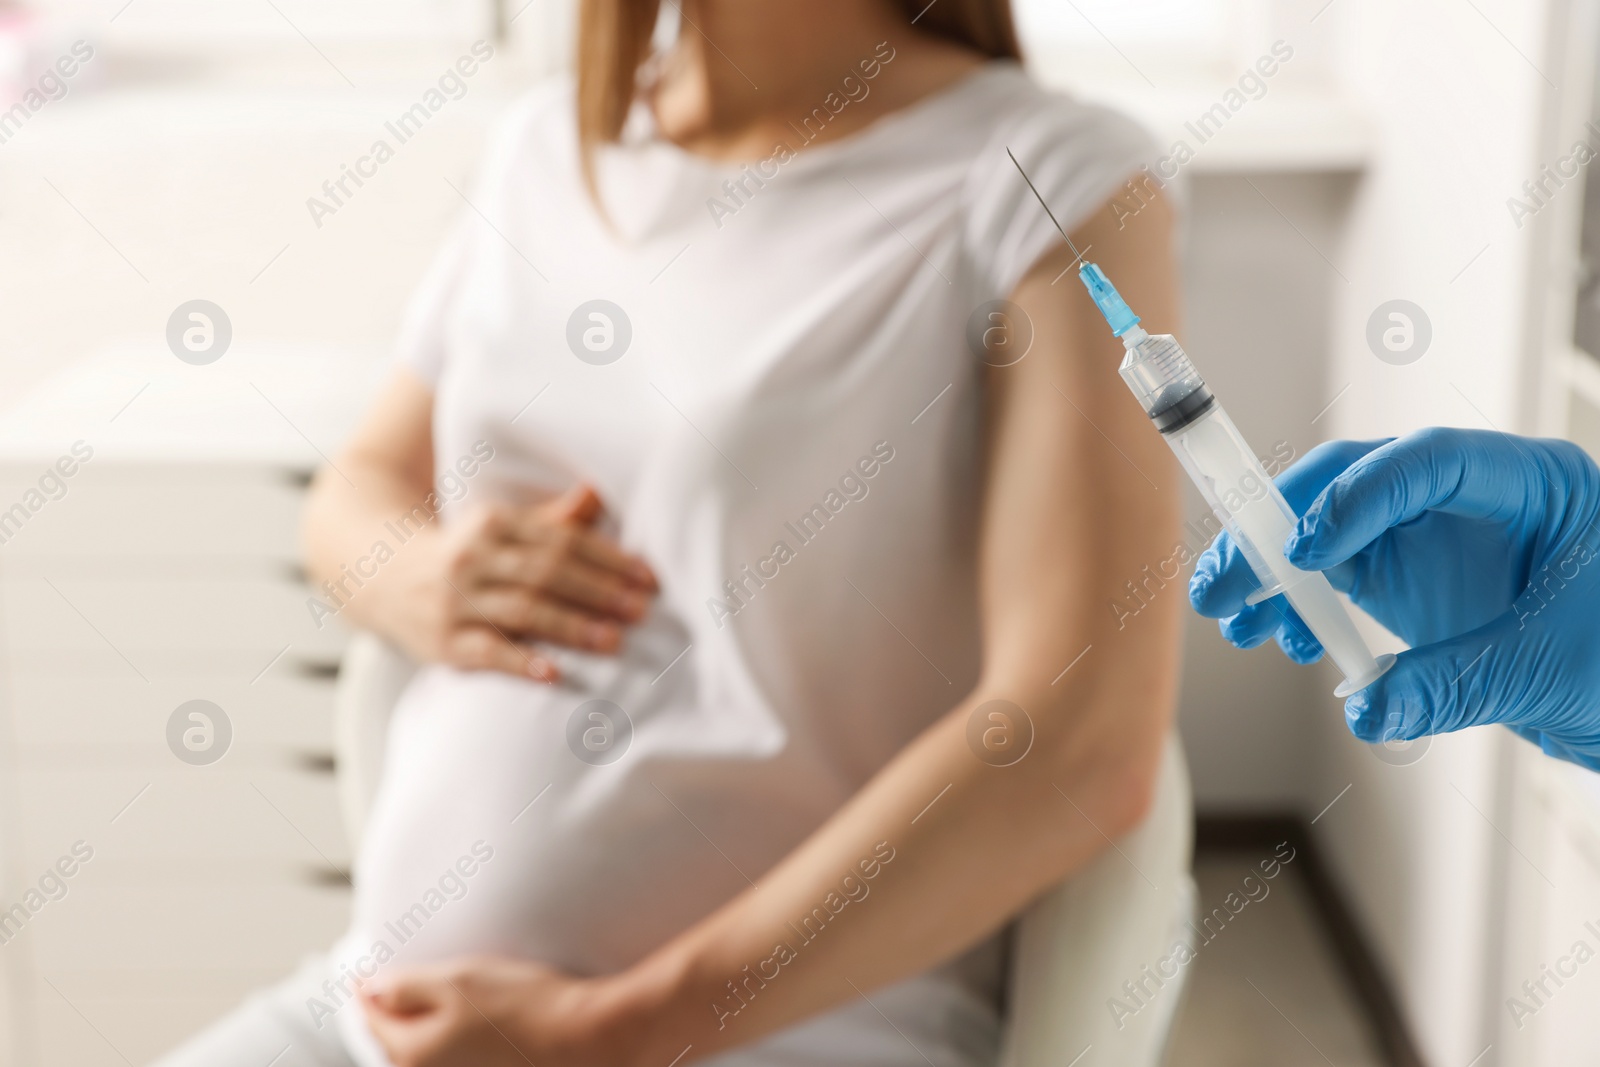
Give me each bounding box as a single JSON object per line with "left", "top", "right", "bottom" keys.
{"left": 1, "top": 0, "right": 1599, "bottom": 1064}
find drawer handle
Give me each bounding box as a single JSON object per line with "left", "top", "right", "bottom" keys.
{"left": 290, "top": 750, "right": 337, "bottom": 775}
{"left": 292, "top": 659, "right": 341, "bottom": 680}
{"left": 302, "top": 864, "right": 353, "bottom": 888}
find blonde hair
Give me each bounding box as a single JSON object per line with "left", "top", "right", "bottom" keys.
{"left": 575, "top": 0, "right": 1022, "bottom": 199}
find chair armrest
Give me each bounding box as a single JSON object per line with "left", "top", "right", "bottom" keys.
{"left": 999, "top": 736, "right": 1196, "bottom": 1066}
{"left": 333, "top": 632, "right": 418, "bottom": 848}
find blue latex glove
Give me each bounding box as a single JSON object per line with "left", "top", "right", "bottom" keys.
{"left": 1189, "top": 427, "right": 1600, "bottom": 770}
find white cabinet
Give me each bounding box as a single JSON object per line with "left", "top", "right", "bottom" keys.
{"left": 0, "top": 346, "right": 376, "bottom": 1066}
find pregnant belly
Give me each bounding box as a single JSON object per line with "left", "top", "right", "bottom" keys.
{"left": 346, "top": 653, "right": 809, "bottom": 977}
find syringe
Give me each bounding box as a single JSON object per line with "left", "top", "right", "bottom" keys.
{"left": 1003, "top": 149, "right": 1391, "bottom": 694}
{"left": 1076, "top": 264, "right": 1394, "bottom": 696}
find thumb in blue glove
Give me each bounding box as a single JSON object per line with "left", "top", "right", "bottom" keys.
{"left": 1193, "top": 427, "right": 1600, "bottom": 769}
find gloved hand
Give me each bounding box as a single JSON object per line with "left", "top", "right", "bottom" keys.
{"left": 1189, "top": 427, "right": 1600, "bottom": 770}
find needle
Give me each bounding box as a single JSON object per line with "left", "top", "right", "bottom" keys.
{"left": 1006, "top": 146, "right": 1086, "bottom": 266}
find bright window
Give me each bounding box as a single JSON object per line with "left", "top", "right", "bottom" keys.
{"left": 1013, "top": 0, "right": 1229, "bottom": 55}
{"left": 23, "top": 0, "right": 494, "bottom": 43}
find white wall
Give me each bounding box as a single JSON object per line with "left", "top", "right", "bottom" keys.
{"left": 1311, "top": 1, "right": 1559, "bottom": 1063}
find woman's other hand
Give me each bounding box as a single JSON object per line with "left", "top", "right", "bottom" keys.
{"left": 393, "top": 484, "right": 659, "bottom": 681}
{"left": 361, "top": 956, "right": 646, "bottom": 1067}
{"left": 303, "top": 373, "right": 658, "bottom": 682}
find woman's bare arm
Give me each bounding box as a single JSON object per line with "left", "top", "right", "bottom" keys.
{"left": 301, "top": 371, "right": 437, "bottom": 636}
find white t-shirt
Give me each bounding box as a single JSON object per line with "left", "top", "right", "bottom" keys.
{"left": 336, "top": 62, "right": 1153, "bottom": 1066}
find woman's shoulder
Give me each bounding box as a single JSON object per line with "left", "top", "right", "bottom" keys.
{"left": 968, "top": 65, "right": 1157, "bottom": 177}
{"left": 954, "top": 68, "right": 1161, "bottom": 299}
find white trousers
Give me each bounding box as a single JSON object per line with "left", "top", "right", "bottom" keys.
{"left": 151, "top": 956, "right": 358, "bottom": 1067}
{"left": 151, "top": 946, "right": 1004, "bottom": 1067}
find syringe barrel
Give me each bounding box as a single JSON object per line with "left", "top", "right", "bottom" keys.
{"left": 1152, "top": 377, "right": 1389, "bottom": 694}
{"left": 1118, "top": 331, "right": 1216, "bottom": 433}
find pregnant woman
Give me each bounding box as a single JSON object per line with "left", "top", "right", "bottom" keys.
{"left": 158, "top": 0, "right": 1184, "bottom": 1064}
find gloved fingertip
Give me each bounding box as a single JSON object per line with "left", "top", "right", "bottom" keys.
{"left": 1281, "top": 635, "right": 1325, "bottom": 665}
{"left": 1344, "top": 689, "right": 1368, "bottom": 719}
{"left": 1344, "top": 689, "right": 1379, "bottom": 741}
{"left": 1283, "top": 532, "right": 1310, "bottom": 568}
{"left": 1350, "top": 665, "right": 1433, "bottom": 745}
{"left": 1285, "top": 519, "right": 1327, "bottom": 569}
{"left": 1218, "top": 615, "right": 1265, "bottom": 649}
{"left": 1188, "top": 572, "right": 1212, "bottom": 610}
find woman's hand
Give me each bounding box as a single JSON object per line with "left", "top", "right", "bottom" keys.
{"left": 302, "top": 374, "right": 657, "bottom": 682}
{"left": 385, "top": 484, "right": 658, "bottom": 682}
{"left": 361, "top": 956, "right": 641, "bottom": 1067}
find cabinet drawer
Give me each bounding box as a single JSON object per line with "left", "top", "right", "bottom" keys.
{"left": 7, "top": 672, "right": 337, "bottom": 753}
{"left": 13, "top": 878, "right": 350, "bottom": 972}
{"left": 1, "top": 644, "right": 343, "bottom": 683}
{"left": 9, "top": 765, "right": 351, "bottom": 874}
{"left": 0, "top": 463, "right": 308, "bottom": 560}
{"left": 0, "top": 570, "right": 348, "bottom": 661}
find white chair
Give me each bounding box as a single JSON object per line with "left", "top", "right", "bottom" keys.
{"left": 334, "top": 633, "right": 1196, "bottom": 1066}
